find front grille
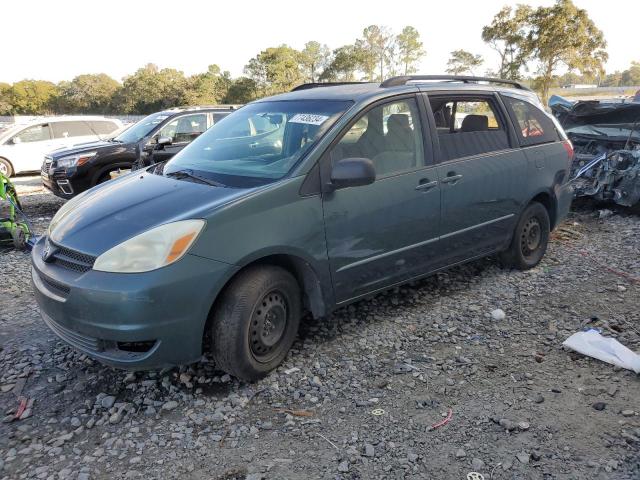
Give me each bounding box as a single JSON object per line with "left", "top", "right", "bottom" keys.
{"left": 51, "top": 242, "right": 96, "bottom": 273}
{"left": 39, "top": 273, "right": 71, "bottom": 295}
{"left": 41, "top": 312, "right": 102, "bottom": 353}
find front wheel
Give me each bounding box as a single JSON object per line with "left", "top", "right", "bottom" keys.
{"left": 0, "top": 158, "right": 13, "bottom": 177}
{"left": 211, "top": 265, "right": 301, "bottom": 381}
{"left": 500, "top": 202, "right": 550, "bottom": 270}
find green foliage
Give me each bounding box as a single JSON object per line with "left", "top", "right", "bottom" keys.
{"left": 224, "top": 77, "right": 258, "bottom": 104}
{"left": 115, "top": 64, "right": 188, "bottom": 114}
{"left": 396, "top": 26, "right": 425, "bottom": 75}
{"left": 182, "top": 65, "right": 232, "bottom": 106}
{"left": 446, "top": 50, "right": 484, "bottom": 75}
{"left": 6, "top": 80, "right": 58, "bottom": 115}
{"left": 525, "top": 0, "right": 608, "bottom": 103}
{"left": 0, "top": 83, "right": 11, "bottom": 115}
{"left": 300, "top": 41, "right": 331, "bottom": 83}
{"left": 55, "top": 73, "right": 120, "bottom": 114}
{"left": 320, "top": 45, "right": 362, "bottom": 82}
{"left": 358, "top": 25, "right": 395, "bottom": 81}
{"left": 245, "top": 45, "right": 304, "bottom": 97}
{"left": 481, "top": 5, "right": 532, "bottom": 79}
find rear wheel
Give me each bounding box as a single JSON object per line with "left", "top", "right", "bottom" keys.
{"left": 0, "top": 158, "right": 13, "bottom": 177}
{"left": 211, "top": 265, "right": 301, "bottom": 381}
{"left": 500, "top": 202, "right": 550, "bottom": 270}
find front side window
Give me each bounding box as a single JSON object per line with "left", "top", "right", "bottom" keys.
{"left": 12, "top": 124, "right": 51, "bottom": 143}
{"left": 331, "top": 98, "right": 424, "bottom": 177}
{"left": 430, "top": 96, "right": 509, "bottom": 160}
{"left": 503, "top": 96, "right": 560, "bottom": 146}
{"left": 114, "top": 112, "right": 172, "bottom": 144}
{"left": 158, "top": 114, "right": 208, "bottom": 144}
{"left": 163, "top": 100, "right": 352, "bottom": 187}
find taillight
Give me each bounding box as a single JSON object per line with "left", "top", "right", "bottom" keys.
{"left": 562, "top": 139, "right": 574, "bottom": 174}
{"left": 562, "top": 139, "right": 574, "bottom": 160}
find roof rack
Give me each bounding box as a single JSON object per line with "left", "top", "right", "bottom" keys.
{"left": 380, "top": 75, "right": 531, "bottom": 91}
{"left": 173, "top": 104, "right": 241, "bottom": 111}
{"left": 291, "top": 82, "right": 368, "bottom": 92}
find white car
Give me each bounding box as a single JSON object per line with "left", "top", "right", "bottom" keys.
{"left": 0, "top": 116, "right": 123, "bottom": 176}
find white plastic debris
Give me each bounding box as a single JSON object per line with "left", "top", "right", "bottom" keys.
{"left": 491, "top": 309, "right": 506, "bottom": 321}
{"left": 562, "top": 329, "right": 640, "bottom": 374}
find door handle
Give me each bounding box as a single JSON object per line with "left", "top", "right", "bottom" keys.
{"left": 441, "top": 174, "right": 463, "bottom": 184}
{"left": 415, "top": 180, "right": 438, "bottom": 191}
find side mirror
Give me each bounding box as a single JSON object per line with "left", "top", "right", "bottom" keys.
{"left": 330, "top": 157, "right": 376, "bottom": 190}
{"left": 156, "top": 136, "right": 172, "bottom": 150}
{"left": 11, "top": 137, "right": 21, "bottom": 145}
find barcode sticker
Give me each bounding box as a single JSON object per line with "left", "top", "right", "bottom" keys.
{"left": 289, "top": 114, "right": 329, "bottom": 125}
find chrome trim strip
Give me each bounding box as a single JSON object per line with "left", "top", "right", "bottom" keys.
{"left": 336, "top": 237, "right": 439, "bottom": 273}
{"left": 440, "top": 214, "right": 515, "bottom": 240}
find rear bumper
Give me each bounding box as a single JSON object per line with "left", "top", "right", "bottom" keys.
{"left": 31, "top": 236, "right": 238, "bottom": 370}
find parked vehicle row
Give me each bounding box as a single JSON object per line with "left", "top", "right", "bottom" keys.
{"left": 0, "top": 117, "right": 123, "bottom": 176}
{"left": 32, "top": 75, "right": 574, "bottom": 381}
{"left": 41, "top": 106, "right": 236, "bottom": 198}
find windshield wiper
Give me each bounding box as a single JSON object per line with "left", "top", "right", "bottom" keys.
{"left": 165, "top": 169, "right": 227, "bottom": 187}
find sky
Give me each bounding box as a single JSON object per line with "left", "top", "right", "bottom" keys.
{"left": 1, "top": 0, "right": 637, "bottom": 84}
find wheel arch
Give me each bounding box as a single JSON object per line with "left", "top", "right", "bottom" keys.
{"left": 202, "top": 251, "right": 331, "bottom": 353}
{"left": 90, "top": 161, "right": 133, "bottom": 185}
{"left": 526, "top": 189, "right": 557, "bottom": 229}
{"left": 0, "top": 156, "right": 15, "bottom": 176}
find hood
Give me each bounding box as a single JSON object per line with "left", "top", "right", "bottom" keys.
{"left": 49, "top": 170, "right": 254, "bottom": 256}
{"left": 48, "top": 140, "right": 127, "bottom": 159}
{"left": 549, "top": 95, "right": 640, "bottom": 142}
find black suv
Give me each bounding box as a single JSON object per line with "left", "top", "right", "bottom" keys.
{"left": 42, "top": 106, "right": 237, "bottom": 199}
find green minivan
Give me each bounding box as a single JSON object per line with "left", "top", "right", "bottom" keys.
{"left": 32, "top": 76, "right": 574, "bottom": 380}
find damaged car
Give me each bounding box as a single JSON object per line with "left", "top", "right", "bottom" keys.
{"left": 550, "top": 95, "right": 640, "bottom": 210}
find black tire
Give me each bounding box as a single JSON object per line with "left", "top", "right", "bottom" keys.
{"left": 500, "top": 202, "right": 550, "bottom": 270}
{"left": 0, "top": 158, "right": 13, "bottom": 177}
{"left": 211, "top": 265, "right": 301, "bottom": 381}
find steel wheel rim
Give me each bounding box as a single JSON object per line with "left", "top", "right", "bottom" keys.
{"left": 250, "top": 290, "right": 288, "bottom": 363}
{"left": 521, "top": 216, "right": 542, "bottom": 256}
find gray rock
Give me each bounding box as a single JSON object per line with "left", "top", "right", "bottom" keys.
{"left": 162, "top": 401, "right": 179, "bottom": 411}
{"left": 471, "top": 458, "right": 485, "bottom": 470}
{"left": 363, "top": 443, "right": 375, "bottom": 457}
{"left": 621, "top": 409, "right": 635, "bottom": 417}
{"left": 516, "top": 452, "right": 530, "bottom": 464}
{"left": 455, "top": 448, "right": 466, "bottom": 459}
{"left": 338, "top": 460, "right": 349, "bottom": 472}
{"left": 101, "top": 396, "right": 116, "bottom": 409}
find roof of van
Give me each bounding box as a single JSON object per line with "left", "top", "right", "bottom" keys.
{"left": 259, "top": 78, "right": 540, "bottom": 104}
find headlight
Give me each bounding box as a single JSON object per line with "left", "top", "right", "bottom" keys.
{"left": 57, "top": 151, "right": 97, "bottom": 168}
{"left": 93, "top": 220, "right": 205, "bottom": 273}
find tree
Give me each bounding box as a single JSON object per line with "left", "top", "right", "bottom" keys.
{"left": 183, "top": 65, "right": 231, "bottom": 105}
{"left": 525, "top": 0, "right": 607, "bottom": 103}
{"left": 396, "top": 26, "right": 425, "bottom": 75}
{"left": 224, "top": 77, "right": 258, "bottom": 104}
{"left": 300, "top": 41, "right": 331, "bottom": 83}
{"left": 7, "top": 80, "right": 58, "bottom": 114}
{"left": 56, "top": 73, "right": 120, "bottom": 113}
{"left": 0, "top": 83, "right": 11, "bottom": 115}
{"left": 358, "top": 25, "right": 395, "bottom": 81}
{"left": 245, "top": 45, "right": 304, "bottom": 97}
{"left": 446, "top": 50, "right": 484, "bottom": 75}
{"left": 320, "top": 45, "right": 361, "bottom": 81}
{"left": 482, "top": 5, "right": 532, "bottom": 79}
{"left": 620, "top": 61, "right": 640, "bottom": 86}
{"left": 116, "top": 64, "right": 188, "bottom": 113}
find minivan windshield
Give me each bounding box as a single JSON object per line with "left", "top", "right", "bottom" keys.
{"left": 163, "top": 100, "right": 352, "bottom": 187}
{"left": 114, "top": 112, "right": 171, "bottom": 144}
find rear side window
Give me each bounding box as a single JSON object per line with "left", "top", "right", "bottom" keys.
{"left": 502, "top": 96, "right": 559, "bottom": 146}
{"left": 89, "top": 120, "right": 119, "bottom": 135}
{"left": 429, "top": 96, "right": 509, "bottom": 161}
{"left": 52, "top": 121, "right": 94, "bottom": 138}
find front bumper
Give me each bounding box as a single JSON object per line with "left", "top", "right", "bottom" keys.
{"left": 31, "top": 236, "right": 238, "bottom": 370}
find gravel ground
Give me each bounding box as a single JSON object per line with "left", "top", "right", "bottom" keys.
{"left": 1, "top": 176, "right": 639, "bottom": 480}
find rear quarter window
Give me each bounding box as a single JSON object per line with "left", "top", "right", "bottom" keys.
{"left": 502, "top": 95, "right": 560, "bottom": 146}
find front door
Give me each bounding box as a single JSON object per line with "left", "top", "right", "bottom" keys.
{"left": 9, "top": 123, "right": 58, "bottom": 172}
{"left": 322, "top": 96, "right": 441, "bottom": 303}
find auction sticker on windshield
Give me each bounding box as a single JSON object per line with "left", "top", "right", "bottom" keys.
{"left": 289, "top": 114, "right": 329, "bottom": 125}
